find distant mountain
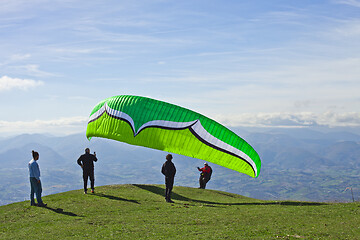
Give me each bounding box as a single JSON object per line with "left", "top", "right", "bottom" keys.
{"left": 0, "top": 127, "right": 359, "bottom": 205}
{"left": 322, "top": 141, "right": 360, "bottom": 169}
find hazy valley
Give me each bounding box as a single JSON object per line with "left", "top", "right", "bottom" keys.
{"left": 1, "top": 127, "right": 359, "bottom": 206}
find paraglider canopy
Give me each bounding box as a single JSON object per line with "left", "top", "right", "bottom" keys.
{"left": 86, "top": 95, "right": 261, "bottom": 178}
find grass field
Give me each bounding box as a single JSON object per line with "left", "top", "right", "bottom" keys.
{"left": 0, "top": 184, "right": 359, "bottom": 239}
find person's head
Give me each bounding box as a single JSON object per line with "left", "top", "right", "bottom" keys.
{"left": 166, "top": 154, "right": 173, "bottom": 161}
{"left": 204, "top": 162, "right": 208, "bottom": 166}
{"left": 32, "top": 150, "right": 39, "bottom": 161}
{"left": 85, "top": 148, "right": 90, "bottom": 154}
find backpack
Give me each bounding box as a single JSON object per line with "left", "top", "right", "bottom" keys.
{"left": 208, "top": 166, "right": 212, "bottom": 180}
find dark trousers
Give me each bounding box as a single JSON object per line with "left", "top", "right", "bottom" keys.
{"left": 199, "top": 176, "right": 210, "bottom": 189}
{"left": 30, "top": 177, "right": 43, "bottom": 205}
{"left": 165, "top": 177, "right": 174, "bottom": 200}
{"left": 83, "top": 171, "right": 95, "bottom": 192}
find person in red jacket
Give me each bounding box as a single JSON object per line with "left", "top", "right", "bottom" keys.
{"left": 197, "top": 162, "right": 212, "bottom": 189}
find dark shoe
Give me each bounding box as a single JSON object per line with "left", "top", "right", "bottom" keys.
{"left": 84, "top": 191, "right": 87, "bottom": 194}
{"left": 31, "top": 203, "right": 37, "bottom": 206}
{"left": 166, "top": 199, "right": 174, "bottom": 203}
{"left": 38, "top": 203, "right": 47, "bottom": 207}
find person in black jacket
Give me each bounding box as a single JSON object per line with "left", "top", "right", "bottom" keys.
{"left": 77, "top": 148, "right": 98, "bottom": 194}
{"left": 161, "top": 154, "right": 176, "bottom": 203}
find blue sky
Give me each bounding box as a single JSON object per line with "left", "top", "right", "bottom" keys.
{"left": 0, "top": 0, "right": 359, "bottom": 136}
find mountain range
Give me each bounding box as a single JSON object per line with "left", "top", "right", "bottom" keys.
{"left": 0, "top": 126, "right": 359, "bottom": 205}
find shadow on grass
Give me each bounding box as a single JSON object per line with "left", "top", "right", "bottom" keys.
{"left": 44, "top": 206, "right": 81, "bottom": 217}
{"left": 93, "top": 193, "right": 140, "bottom": 204}
{"left": 133, "top": 184, "right": 326, "bottom": 206}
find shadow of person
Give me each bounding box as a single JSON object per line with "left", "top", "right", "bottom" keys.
{"left": 132, "top": 184, "right": 326, "bottom": 206}
{"left": 44, "top": 206, "right": 81, "bottom": 217}
{"left": 93, "top": 193, "right": 140, "bottom": 204}
{"left": 133, "top": 184, "right": 191, "bottom": 202}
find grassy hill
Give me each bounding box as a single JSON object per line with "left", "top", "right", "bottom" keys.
{"left": 0, "top": 185, "right": 359, "bottom": 239}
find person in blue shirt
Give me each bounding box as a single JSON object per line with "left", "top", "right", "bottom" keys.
{"left": 28, "top": 150, "right": 46, "bottom": 207}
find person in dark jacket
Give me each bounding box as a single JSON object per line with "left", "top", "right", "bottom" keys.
{"left": 161, "top": 154, "right": 176, "bottom": 203}
{"left": 77, "top": 148, "right": 98, "bottom": 194}
{"left": 197, "top": 162, "right": 212, "bottom": 189}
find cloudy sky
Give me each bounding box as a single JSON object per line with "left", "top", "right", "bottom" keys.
{"left": 0, "top": 0, "right": 359, "bottom": 136}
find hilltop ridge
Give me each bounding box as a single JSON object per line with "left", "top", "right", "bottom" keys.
{"left": 0, "top": 184, "right": 359, "bottom": 239}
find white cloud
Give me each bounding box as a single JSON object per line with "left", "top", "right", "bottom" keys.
{"left": 0, "top": 116, "right": 88, "bottom": 136}
{"left": 9, "top": 53, "right": 31, "bottom": 62}
{"left": 0, "top": 76, "right": 44, "bottom": 91}
{"left": 215, "top": 112, "right": 360, "bottom": 128}
{"left": 67, "top": 96, "right": 93, "bottom": 101}
{"left": 335, "top": 0, "right": 360, "bottom": 7}
{"left": 53, "top": 47, "right": 113, "bottom": 54}
{"left": 18, "top": 65, "right": 56, "bottom": 77}
{"left": 0, "top": 54, "right": 31, "bottom": 66}
{"left": 325, "top": 19, "right": 360, "bottom": 41}
{"left": 1, "top": 112, "right": 359, "bottom": 137}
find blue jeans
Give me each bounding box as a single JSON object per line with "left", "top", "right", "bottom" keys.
{"left": 30, "top": 177, "right": 43, "bottom": 205}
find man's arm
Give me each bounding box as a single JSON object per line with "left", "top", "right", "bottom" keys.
{"left": 161, "top": 163, "right": 166, "bottom": 176}
{"left": 33, "top": 162, "right": 41, "bottom": 182}
{"left": 77, "top": 156, "right": 83, "bottom": 168}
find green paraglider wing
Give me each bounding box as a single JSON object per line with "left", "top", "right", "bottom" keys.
{"left": 86, "top": 95, "right": 261, "bottom": 177}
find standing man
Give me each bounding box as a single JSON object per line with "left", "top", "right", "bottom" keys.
{"left": 197, "top": 162, "right": 212, "bottom": 189}
{"left": 161, "top": 154, "right": 176, "bottom": 203}
{"left": 77, "top": 148, "right": 98, "bottom": 194}
{"left": 28, "top": 150, "right": 47, "bottom": 207}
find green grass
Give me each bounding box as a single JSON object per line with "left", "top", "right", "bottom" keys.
{"left": 0, "top": 184, "right": 359, "bottom": 239}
